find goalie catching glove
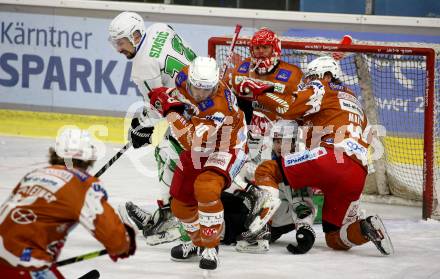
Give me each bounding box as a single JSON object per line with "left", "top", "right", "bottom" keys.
{"left": 148, "top": 87, "right": 185, "bottom": 117}
{"left": 237, "top": 79, "right": 274, "bottom": 101}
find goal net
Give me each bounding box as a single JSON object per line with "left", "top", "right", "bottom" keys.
{"left": 208, "top": 36, "right": 440, "bottom": 219}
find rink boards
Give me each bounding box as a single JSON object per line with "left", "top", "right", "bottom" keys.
{"left": 0, "top": 109, "right": 430, "bottom": 166}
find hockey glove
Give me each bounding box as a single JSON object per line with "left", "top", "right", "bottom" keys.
{"left": 129, "top": 116, "right": 154, "bottom": 149}
{"left": 286, "top": 224, "right": 315, "bottom": 254}
{"left": 110, "top": 224, "right": 137, "bottom": 262}
{"left": 238, "top": 79, "right": 274, "bottom": 101}
{"left": 148, "top": 87, "right": 185, "bottom": 117}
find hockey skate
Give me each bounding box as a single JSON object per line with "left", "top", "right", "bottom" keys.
{"left": 143, "top": 205, "right": 181, "bottom": 246}
{"left": 171, "top": 241, "right": 200, "bottom": 262}
{"left": 244, "top": 186, "right": 281, "bottom": 233}
{"left": 199, "top": 247, "right": 219, "bottom": 270}
{"left": 236, "top": 224, "right": 271, "bottom": 254}
{"left": 118, "top": 201, "right": 152, "bottom": 231}
{"left": 360, "top": 215, "right": 394, "bottom": 256}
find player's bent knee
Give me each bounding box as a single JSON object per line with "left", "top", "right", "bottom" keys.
{"left": 325, "top": 231, "right": 351, "bottom": 251}
{"left": 194, "top": 170, "right": 225, "bottom": 203}
{"left": 171, "top": 198, "right": 197, "bottom": 220}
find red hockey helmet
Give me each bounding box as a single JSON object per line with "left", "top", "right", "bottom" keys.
{"left": 249, "top": 28, "right": 282, "bottom": 74}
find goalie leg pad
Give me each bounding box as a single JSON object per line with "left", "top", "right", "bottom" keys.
{"left": 247, "top": 186, "right": 281, "bottom": 233}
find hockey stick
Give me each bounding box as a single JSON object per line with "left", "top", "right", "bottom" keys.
{"left": 78, "top": 269, "right": 100, "bottom": 279}
{"left": 94, "top": 141, "right": 132, "bottom": 178}
{"left": 220, "top": 24, "right": 242, "bottom": 80}
{"left": 55, "top": 119, "right": 170, "bottom": 267}
{"left": 55, "top": 143, "right": 130, "bottom": 267}
{"left": 56, "top": 250, "right": 108, "bottom": 267}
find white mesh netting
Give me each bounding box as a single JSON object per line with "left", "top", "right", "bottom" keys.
{"left": 211, "top": 36, "right": 440, "bottom": 217}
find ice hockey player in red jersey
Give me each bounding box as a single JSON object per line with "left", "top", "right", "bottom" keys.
{"left": 0, "top": 128, "right": 136, "bottom": 278}
{"left": 234, "top": 120, "right": 317, "bottom": 254}
{"left": 227, "top": 27, "right": 303, "bottom": 141}
{"left": 248, "top": 56, "right": 394, "bottom": 256}
{"left": 148, "top": 56, "right": 248, "bottom": 270}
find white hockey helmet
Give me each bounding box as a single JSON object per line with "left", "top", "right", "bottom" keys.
{"left": 270, "top": 120, "right": 298, "bottom": 139}
{"left": 108, "top": 11, "right": 145, "bottom": 48}
{"left": 188, "top": 57, "right": 220, "bottom": 90}
{"left": 305, "top": 56, "right": 342, "bottom": 80}
{"left": 55, "top": 127, "right": 97, "bottom": 161}
{"left": 188, "top": 57, "right": 219, "bottom": 102}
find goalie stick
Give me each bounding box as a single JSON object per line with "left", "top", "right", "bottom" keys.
{"left": 219, "top": 24, "right": 242, "bottom": 80}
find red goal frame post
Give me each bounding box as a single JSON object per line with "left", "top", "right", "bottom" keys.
{"left": 208, "top": 36, "right": 437, "bottom": 220}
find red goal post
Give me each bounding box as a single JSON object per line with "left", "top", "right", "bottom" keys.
{"left": 208, "top": 36, "right": 438, "bottom": 220}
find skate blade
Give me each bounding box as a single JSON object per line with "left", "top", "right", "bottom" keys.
{"left": 170, "top": 256, "right": 200, "bottom": 263}
{"left": 249, "top": 198, "right": 281, "bottom": 233}
{"left": 370, "top": 215, "right": 394, "bottom": 256}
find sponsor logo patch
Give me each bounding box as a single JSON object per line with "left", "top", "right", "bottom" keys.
{"left": 238, "top": 62, "right": 250, "bottom": 73}
{"left": 284, "top": 147, "right": 327, "bottom": 167}
{"left": 175, "top": 71, "right": 187, "bottom": 87}
{"left": 224, "top": 89, "right": 233, "bottom": 111}
{"left": 20, "top": 248, "right": 32, "bottom": 262}
{"left": 329, "top": 82, "right": 345, "bottom": 91}
{"left": 275, "top": 69, "right": 292, "bottom": 82}
{"left": 339, "top": 99, "right": 364, "bottom": 119}
{"left": 205, "top": 152, "right": 233, "bottom": 171}
{"left": 11, "top": 208, "right": 37, "bottom": 224}
{"left": 199, "top": 211, "right": 224, "bottom": 226}
{"left": 92, "top": 182, "right": 108, "bottom": 200}
{"left": 206, "top": 112, "right": 226, "bottom": 126}
{"left": 201, "top": 227, "right": 218, "bottom": 237}
{"left": 198, "top": 98, "right": 214, "bottom": 111}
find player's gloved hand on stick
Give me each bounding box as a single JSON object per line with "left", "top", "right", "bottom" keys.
{"left": 286, "top": 224, "right": 315, "bottom": 254}
{"left": 109, "top": 224, "right": 137, "bottom": 262}
{"left": 238, "top": 79, "right": 274, "bottom": 100}
{"left": 148, "top": 87, "right": 185, "bottom": 117}
{"left": 129, "top": 115, "right": 154, "bottom": 149}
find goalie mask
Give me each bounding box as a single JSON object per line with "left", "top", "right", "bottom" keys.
{"left": 108, "top": 12, "right": 146, "bottom": 57}
{"left": 55, "top": 127, "right": 97, "bottom": 161}
{"left": 305, "top": 56, "right": 342, "bottom": 81}
{"left": 249, "top": 28, "right": 282, "bottom": 75}
{"left": 187, "top": 57, "right": 220, "bottom": 103}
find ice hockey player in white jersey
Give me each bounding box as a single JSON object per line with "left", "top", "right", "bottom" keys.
{"left": 108, "top": 11, "right": 197, "bottom": 245}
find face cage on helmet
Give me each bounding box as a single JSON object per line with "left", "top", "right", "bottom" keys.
{"left": 250, "top": 56, "right": 280, "bottom": 75}
{"left": 187, "top": 82, "right": 218, "bottom": 102}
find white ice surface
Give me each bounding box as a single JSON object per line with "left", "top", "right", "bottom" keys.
{"left": 1, "top": 135, "right": 440, "bottom": 279}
